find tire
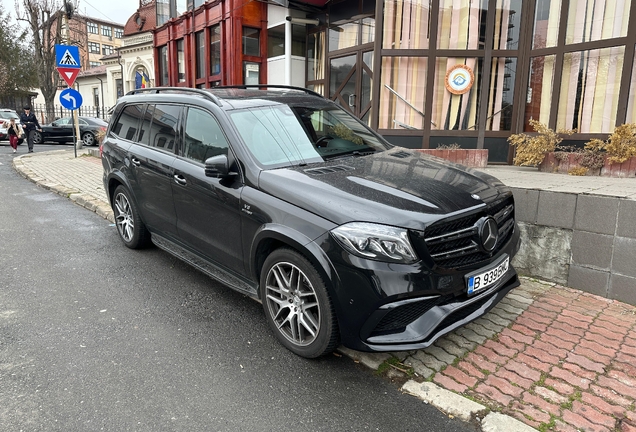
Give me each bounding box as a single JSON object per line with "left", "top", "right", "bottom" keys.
{"left": 82, "top": 132, "right": 95, "bottom": 146}
{"left": 31, "top": 131, "right": 42, "bottom": 144}
{"left": 112, "top": 185, "right": 151, "bottom": 249}
{"left": 260, "top": 248, "right": 339, "bottom": 358}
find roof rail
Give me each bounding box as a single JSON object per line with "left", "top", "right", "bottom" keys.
{"left": 125, "top": 87, "right": 221, "bottom": 107}
{"left": 212, "top": 85, "right": 323, "bottom": 98}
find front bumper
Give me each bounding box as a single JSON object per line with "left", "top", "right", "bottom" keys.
{"left": 320, "top": 224, "right": 521, "bottom": 352}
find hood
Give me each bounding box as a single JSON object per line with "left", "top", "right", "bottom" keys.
{"left": 257, "top": 147, "right": 511, "bottom": 230}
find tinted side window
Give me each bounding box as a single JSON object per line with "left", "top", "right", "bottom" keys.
{"left": 111, "top": 104, "right": 143, "bottom": 140}
{"left": 149, "top": 104, "right": 180, "bottom": 150}
{"left": 138, "top": 105, "right": 153, "bottom": 146}
{"left": 183, "top": 107, "right": 229, "bottom": 163}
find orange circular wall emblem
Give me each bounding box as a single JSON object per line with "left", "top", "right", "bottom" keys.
{"left": 445, "top": 64, "right": 475, "bottom": 95}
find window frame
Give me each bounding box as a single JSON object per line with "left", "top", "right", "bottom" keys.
{"left": 87, "top": 22, "right": 98, "bottom": 34}
{"left": 88, "top": 42, "right": 101, "bottom": 54}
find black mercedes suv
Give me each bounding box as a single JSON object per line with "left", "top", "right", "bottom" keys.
{"left": 102, "top": 86, "right": 520, "bottom": 358}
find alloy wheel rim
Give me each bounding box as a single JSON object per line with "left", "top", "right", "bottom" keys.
{"left": 265, "top": 262, "right": 320, "bottom": 346}
{"left": 114, "top": 193, "right": 134, "bottom": 242}
{"left": 84, "top": 134, "right": 94, "bottom": 146}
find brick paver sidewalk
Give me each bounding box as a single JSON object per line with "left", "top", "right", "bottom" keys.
{"left": 442, "top": 286, "right": 636, "bottom": 431}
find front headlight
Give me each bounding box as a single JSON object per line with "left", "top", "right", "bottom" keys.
{"left": 331, "top": 222, "right": 418, "bottom": 264}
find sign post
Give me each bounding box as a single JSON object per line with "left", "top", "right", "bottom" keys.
{"left": 55, "top": 44, "right": 82, "bottom": 157}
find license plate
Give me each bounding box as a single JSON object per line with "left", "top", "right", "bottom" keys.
{"left": 467, "top": 257, "right": 509, "bottom": 295}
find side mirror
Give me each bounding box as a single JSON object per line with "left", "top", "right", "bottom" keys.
{"left": 51, "top": 122, "right": 57, "bottom": 127}
{"left": 205, "top": 154, "right": 232, "bottom": 178}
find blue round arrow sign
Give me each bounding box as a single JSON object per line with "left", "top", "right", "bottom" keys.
{"left": 59, "top": 88, "right": 83, "bottom": 110}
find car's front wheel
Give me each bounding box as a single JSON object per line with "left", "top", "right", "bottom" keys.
{"left": 260, "top": 248, "right": 339, "bottom": 358}
{"left": 82, "top": 132, "right": 95, "bottom": 146}
{"left": 112, "top": 185, "right": 150, "bottom": 249}
{"left": 31, "top": 130, "right": 42, "bottom": 144}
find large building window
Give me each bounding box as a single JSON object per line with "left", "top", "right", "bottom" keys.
{"left": 268, "top": 24, "right": 307, "bottom": 58}
{"left": 565, "top": 0, "right": 631, "bottom": 44}
{"left": 533, "top": 0, "right": 561, "bottom": 49}
{"left": 159, "top": 45, "right": 169, "bottom": 86}
{"left": 243, "top": 27, "right": 260, "bottom": 56}
{"left": 88, "top": 42, "right": 100, "bottom": 54}
{"left": 486, "top": 57, "right": 517, "bottom": 131}
{"left": 87, "top": 22, "right": 98, "bottom": 34}
{"left": 114, "top": 28, "right": 123, "bottom": 39}
{"left": 525, "top": 55, "right": 556, "bottom": 129}
{"left": 102, "top": 25, "right": 112, "bottom": 38}
{"left": 432, "top": 58, "right": 484, "bottom": 130}
{"left": 210, "top": 25, "right": 221, "bottom": 76}
{"left": 628, "top": 48, "right": 636, "bottom": 124}
{"left": 307, "top": 31, "right": 325, "bottom": 95}
{"left": 383, "top": 0, "right": 431, "bottom": 50}
{"left": 195, "top": 31, "right": 205, "bottom": 79}
{"left": 437, "top": 0, "right": 488, "bottom": 49}
{"left": 378, "top": 57, "right": 427, "bottom": 130}
{"left": 557, "top": 47, "right": 624, "bottom": 133}
{"left": 102, "top": 45, "right": 113, "bottom": 56}
{"left": 493, "top": 0, "right": 522, "bottom": 50}
{"left": 268, "top": 25, "right": 284, "bottom": 58}
{"left": 177, "top": 39, "right": 185, "bottom": 82}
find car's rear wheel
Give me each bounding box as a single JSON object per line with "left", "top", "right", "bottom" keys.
{"left": 82, "top": 132, "right": 95, "bottom": 146}
{"left": 31, "top": 131, "right": 42, "bottom": 144}
{"left": 112, "top": 185, "right": 150, "bottom": 249}
{"left": 260, "top": 248, "right": 339, "bottom": 358}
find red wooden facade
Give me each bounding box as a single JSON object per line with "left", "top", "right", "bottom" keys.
{"left": 153, "top": 0, "right": 267, "bottom": 88}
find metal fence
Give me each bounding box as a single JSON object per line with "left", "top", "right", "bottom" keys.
{"left": 32, "top": 103, "right": 111, "bottom": 123}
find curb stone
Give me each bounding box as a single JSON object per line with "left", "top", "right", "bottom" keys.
{"left": 402, "top": 380, "right": 486, "bottom": 423}
{"left": 481, "top": 412, "right": 538, "bottom": 432}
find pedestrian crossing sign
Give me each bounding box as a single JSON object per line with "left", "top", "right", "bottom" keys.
{"left": 55, "top": 44, "right": 81, "bottom": 69}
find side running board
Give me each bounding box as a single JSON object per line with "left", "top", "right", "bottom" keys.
{"left": 151, "top": 234, "right": 259, "bottom": 300}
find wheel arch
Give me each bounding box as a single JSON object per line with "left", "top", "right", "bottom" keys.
{"left": 106, "top": 173, "right": 142, "bottom": 221}
{"left": 250, "top": 225, "right": 338, "bottom": 299}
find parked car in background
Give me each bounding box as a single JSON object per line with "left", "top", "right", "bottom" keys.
{"left": 102, "top": 86, "right": 521, "bottom": 359}
{"left": 0, "top": 109, "right": 24, "bottom": 145}
{"left": 31, "top": 116, "right": 108, "bottom": 146}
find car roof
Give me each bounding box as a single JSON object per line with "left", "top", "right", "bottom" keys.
{"left": 120, "top": 86, "right": 329, "bottom": 111}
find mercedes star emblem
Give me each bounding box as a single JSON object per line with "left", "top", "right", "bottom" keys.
{"left": 479, "top": 217, "right": 499, "bottom": 252}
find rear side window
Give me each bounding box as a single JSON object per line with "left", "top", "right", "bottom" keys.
{"left": 111, "top": 104, "right": 143, "bottom": 141}
{"left": 182, "top": 107, "right": 229, "bottom": 163}
{"left": 149, "top": 104, "right": 180, "bottom": 150}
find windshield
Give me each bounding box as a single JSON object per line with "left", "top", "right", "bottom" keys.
{"left": 228, "top": 103, "right": 391, "bottom": 168}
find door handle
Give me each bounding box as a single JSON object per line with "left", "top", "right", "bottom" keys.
{"left": 131, "top": 157, "right": 141, "bottom": 167}
{"left": 348, "top": 94, "right": 356, "bottom": 107}
{"left": 173, "top": 174, "right": 187, "bottom": 186}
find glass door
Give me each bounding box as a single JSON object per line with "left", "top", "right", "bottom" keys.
{"left": 329, "top": 50, "right": 373, "bottom": 123}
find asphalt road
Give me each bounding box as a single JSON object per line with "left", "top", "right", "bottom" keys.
{"left": 0, "top": 145, "right": 477, "bottom": 432}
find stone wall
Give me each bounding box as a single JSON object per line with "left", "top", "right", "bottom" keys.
{"left": 510, "top": 188, "right": 636, "bottom": 305}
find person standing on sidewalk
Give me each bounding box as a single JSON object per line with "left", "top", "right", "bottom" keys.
{"left": 19, "top": 106, "right": 42, "bottom": 153}
{"left": 6, "top": 117, "right": 23, "bottom": 153}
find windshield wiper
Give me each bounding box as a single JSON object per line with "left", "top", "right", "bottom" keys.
{"left": 323, "top": 150, "right": 376, "bottom": 160}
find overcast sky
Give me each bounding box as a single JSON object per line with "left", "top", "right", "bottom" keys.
{"left": 4, "top": 0, "right": 140, "bottom": 26}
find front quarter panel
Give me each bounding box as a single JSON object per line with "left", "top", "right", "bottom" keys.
{"left": 240, "top": 185, "right": 337, "bottom": 286}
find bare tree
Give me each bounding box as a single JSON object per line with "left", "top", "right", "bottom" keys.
{"left": 0, "top": 10, "right": 38, "bottom": 102}
{"left": 16, "top": 0, "right": 80, "bottom": 123}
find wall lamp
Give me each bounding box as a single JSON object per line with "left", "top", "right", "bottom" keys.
{"left": 285, "top": 16, "right": 320, "bottom": 26}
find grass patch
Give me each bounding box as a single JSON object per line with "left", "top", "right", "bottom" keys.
{"left": 376, "top": 357, "right": 415, "bottom": 377}
{"left": 537, "top": 415, "right": 557, "bottom": 432}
